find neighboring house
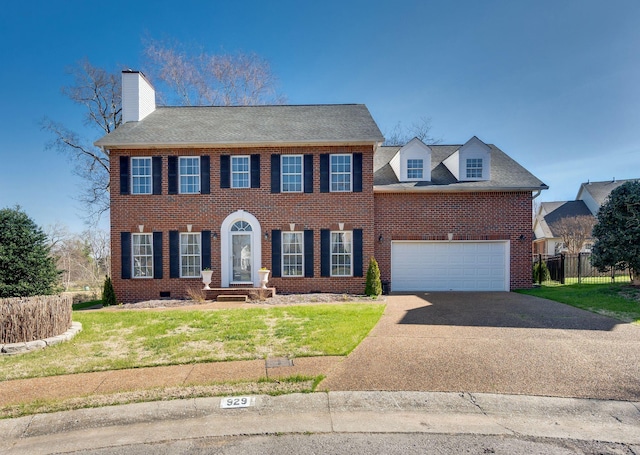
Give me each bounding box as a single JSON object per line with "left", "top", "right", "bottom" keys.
{"left": 532, "top": 201, "right": 593, "bottom": 255}
{"left": 533, "top": 179, "right": 638, "bottom": 256}
{"left": 95, "top": 71, "right": 548, "bottom": 302}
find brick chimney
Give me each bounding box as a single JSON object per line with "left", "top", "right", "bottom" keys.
{"left": 121, "top": 70, "right": 156, "bottom": 123}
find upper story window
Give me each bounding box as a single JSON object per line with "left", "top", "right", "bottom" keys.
{"left": 132, "top": 233, "right": 153, "bottom": 278}
{"left": 407, "top": 159, "right": 424, "bottom": 179}
{"left": 330, "top": 154, "right": 352, "bottom": 192}
{"left": 231, "top": 156, "right": 250, "bottom": 188}
{"left": 179, "top": 157, "right": 201, "bottom": 194}
{"left": 466, "top": 158, "right": 483, "bottom": 179}
{"left": 281, "top": 155, "right": 303, "bottom": 193}
{"left": 180, "top": 232, "right": 201, "bottom": 277}
{"left": 331, "top": 231, "right": 352, "bottom": 276}
{"left": 131, "top": 157, "right": 152, "bottom": 194}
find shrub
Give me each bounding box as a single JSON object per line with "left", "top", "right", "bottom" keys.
{"left": 365, "top": 257, "right": 382, "bottom": 297}
{"left": 1, "top": 294, "right": 72, "bottom": 343}
{"left": 101, "top": 276, "right": 116, "bottom": 306}
{"left": 533, "top": 261, "right": 550, "bottom": 283}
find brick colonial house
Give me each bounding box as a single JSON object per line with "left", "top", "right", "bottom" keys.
{"left": 96, "top": 71, "right": 547, "bottom": 302}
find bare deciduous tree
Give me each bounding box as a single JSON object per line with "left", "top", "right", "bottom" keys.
{"left": 142, "top": 38, "right": 285, "bottom": 106}
{"left": 383, "top": 117, "right": 441, "bottom": 146}
{"left": 42, "top": 59, "right": 121, "bottom": 222}
{"left": 550, "top": 215, "right": 596, "bottom": 254}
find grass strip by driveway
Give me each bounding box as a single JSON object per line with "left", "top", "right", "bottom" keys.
{"left": 516, "top": 283, "right": 640, "bottom": 324}
{"left": 0, "top": 303, "right": 385, "bottom": 382}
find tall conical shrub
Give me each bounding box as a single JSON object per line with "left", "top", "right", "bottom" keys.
{"left": 102, "top": 276, "right": 116, "bottom": 306}
{"left": 364, "top": 257, "right": 382, "bottom": 297}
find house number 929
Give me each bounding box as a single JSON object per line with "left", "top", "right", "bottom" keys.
{"left": 220, "top": 396, "right": 255, "bottom": 408}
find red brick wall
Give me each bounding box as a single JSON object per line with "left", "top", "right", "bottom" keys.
{"left": 373, "top": 191, "right": 534, "bottom": 290}
{"left": 110, "top": 146, "right": 375, "bottom": 302}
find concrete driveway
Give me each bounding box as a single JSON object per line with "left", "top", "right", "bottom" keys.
{"left": 320, "top": 292, "right": 640, "bottom": 401}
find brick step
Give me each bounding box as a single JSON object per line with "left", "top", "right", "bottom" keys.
{"left": 217, "top": 295, "right": 248, "bottom": 303}
{"left": 203, "top": 287, "right": 276, "bottom": 300}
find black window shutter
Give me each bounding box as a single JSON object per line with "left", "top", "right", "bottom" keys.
{"left": 270, "top": 154, "right": 280, "bottom": 193}
{"left": 353, "top": 153, "right": 363, "bottom": 193}
{"left": 271, "top": 230, "right": 281, "bottom": 278}
{"left": 120, "top": 156, "right": 130, "bottom": 195}
{"left": 168, "top": 156, "right": 178, "bottom": 195}
{"left": 320, "top": 154, "right": 329, "bottom": 193}
{"left": 320, "top": 229, "right": 330, "bottom": 277}
{"left": 153, "top": 232, "right": 163, "bottom": 279}
{"left": 304, "top": 230, "right": 314, "bottom": 277}
{"left": 251, "top": 154, "right": 260, "bottom": 188}
{"left": 353, "top": 229, "right": 363, "bottom": 277}
{"left": 200, "top": 156, "right": 210, "bottom": 194}
{"left": 220, "top": 155, "right": 230, "bottom": 188}
{"left": 121, "top": 232, "right": 131, "bottom": 279}
{"left": 201, "top": 230, "right": 211, "bottom": 270}
{"left": 152, "top": 157, "right": 162, "bottom": 195}
{"left": 169, "top": 230, "right": 180, "bottom": 278}
{"left": 304, "top": 154, "right": 314, "bottom": 193}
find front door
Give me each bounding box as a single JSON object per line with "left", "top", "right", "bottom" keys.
{"left": 230, "top": 220, "right": 253, "bottom": 283}
{"left": 231, "top": 232, "right": 252, "bottom": 283}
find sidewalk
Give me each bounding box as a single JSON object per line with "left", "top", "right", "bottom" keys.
{"left": 0, "top": 356, "right": 343, "bottom": 408}
{"left": 2, "top": 391, "right": 639, "bottom": 454}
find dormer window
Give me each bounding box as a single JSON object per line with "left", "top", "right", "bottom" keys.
{"left": 466, "top": 158, "right": 483, "bottom": 179}
{"left": 407, "top": 159, "right": 424, "bottom": 179}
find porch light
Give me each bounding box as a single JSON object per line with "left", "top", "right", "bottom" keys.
{"left": 212, "top": 232, "right": 218, "bottom": 240}
{"left": 264, "top": 232, "right": 269, "bottom": 240}
{"left": 378, "top": 234, "right": 383, "bottom": 243}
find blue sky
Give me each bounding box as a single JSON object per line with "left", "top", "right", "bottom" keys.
{"left": 1, "top": 0, "right": 639, "bottom": 233}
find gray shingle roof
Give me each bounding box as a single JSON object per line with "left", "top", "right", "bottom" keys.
{"left": 536, "top": 200, "right": 593, "bottom": 238}
{"left": 374, "top": 145, "right": 548, "bottom": 192}
{"left": 577, "top": 179, "right": 639, "bottom": 206}
{"left": 95, "top": 104, "right": 384, "bottom": 148}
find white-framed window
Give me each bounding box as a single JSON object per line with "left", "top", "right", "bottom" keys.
{"left": 231, "top": 156, "right": 250, "bottom": 188}
{"left": 132, "top": 233, "right": 153, "bottom": 278}
{"left": 330, "top": 154, "right": 352, "bottom": 192}
{"left": 179, "top": 157, "right": 200, "bottom": 194}
{"left": 281, "top": 155, "right": 303, "bottom": 193}
{"left": 131, "top": 157, "right": 152, "bottom": 194}
{"left": 466, "top": 158, "right": 483, "bottom": 179}
{"left": 180, "top": 233, "right": 201, "bottom": 278}
{"left": 331, "top": 231, "right": 352, "bottom": 276}
{"left": 282, "top": 232, "right": 304, "bottom": 277}
{"left": 407, "top": 159, "right": 423, "bottom": 179}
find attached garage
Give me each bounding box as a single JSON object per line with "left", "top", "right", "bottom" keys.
{"left": 391, "top": 241, "right": 510, "bottom": 291}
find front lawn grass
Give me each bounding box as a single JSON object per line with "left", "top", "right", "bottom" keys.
{"left": 0, "top": 304, "right": 384, "bottom": 382}
{"left": 516, "top": 283, "right": 640, "bottom": 324}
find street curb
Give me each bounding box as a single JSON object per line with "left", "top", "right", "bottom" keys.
{"left": 1, "top": 391, "right": 639, "bottom": 454}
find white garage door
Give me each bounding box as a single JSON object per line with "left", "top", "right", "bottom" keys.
{"left": 391, "top": 241, "right": 509, "bottom": 291}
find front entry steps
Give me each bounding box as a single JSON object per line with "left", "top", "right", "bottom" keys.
{"left": 204, "top": 287, "right": 276, "bottom": 302}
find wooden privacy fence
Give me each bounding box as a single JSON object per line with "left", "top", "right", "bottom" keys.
{"left": 0, "top": 294, "right": 72, "bottom": 344}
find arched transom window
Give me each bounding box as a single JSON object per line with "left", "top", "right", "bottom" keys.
{"left": 231, "top": 221, "right": 252, "bottom": 232}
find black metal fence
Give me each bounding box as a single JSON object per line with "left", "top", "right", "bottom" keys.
{"left": 532, "top": 253, "right": 630, "bottom": 285}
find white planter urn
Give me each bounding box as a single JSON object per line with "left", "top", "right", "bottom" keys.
{"left": 258, "top": 269, "right": 270, "bottom": 289}
{"left": 201, "top": 270, "right": 213, "bottom": 290}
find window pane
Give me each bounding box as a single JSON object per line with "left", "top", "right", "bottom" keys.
{"left": 282, "top": 155, "right": 302, "bottom": 192}
{"left": 131, "top": 158, "right": 152, "bottom": 194}
{"left": 282, "top": 232, "right": 303, "bottom": 277}
{"left": 180, "top": 233, "right": 201, "bottom": 277}
{"left": 407, "top": 159, "right": 423, "bottom": 179}
{"left": 231, "top": 156, "right": 250, "bottom": 188}
{"left": 132, "top": 233, "right": 153, "bottom": 278}
{"left": 179, "top": 157, "right": 200, "bottom": 194}
{"left": 330, "top": 155, "right": 351, "bottom": 192}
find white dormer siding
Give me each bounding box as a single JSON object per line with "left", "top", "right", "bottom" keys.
{"left": 443, "top": 136, "right": 491, "bottom": 181}
{"left": 122, "top": 71, "right": 156, "bottom": 123}
{"left": 390, "top": 137, "right": 432, "bottom": 182}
